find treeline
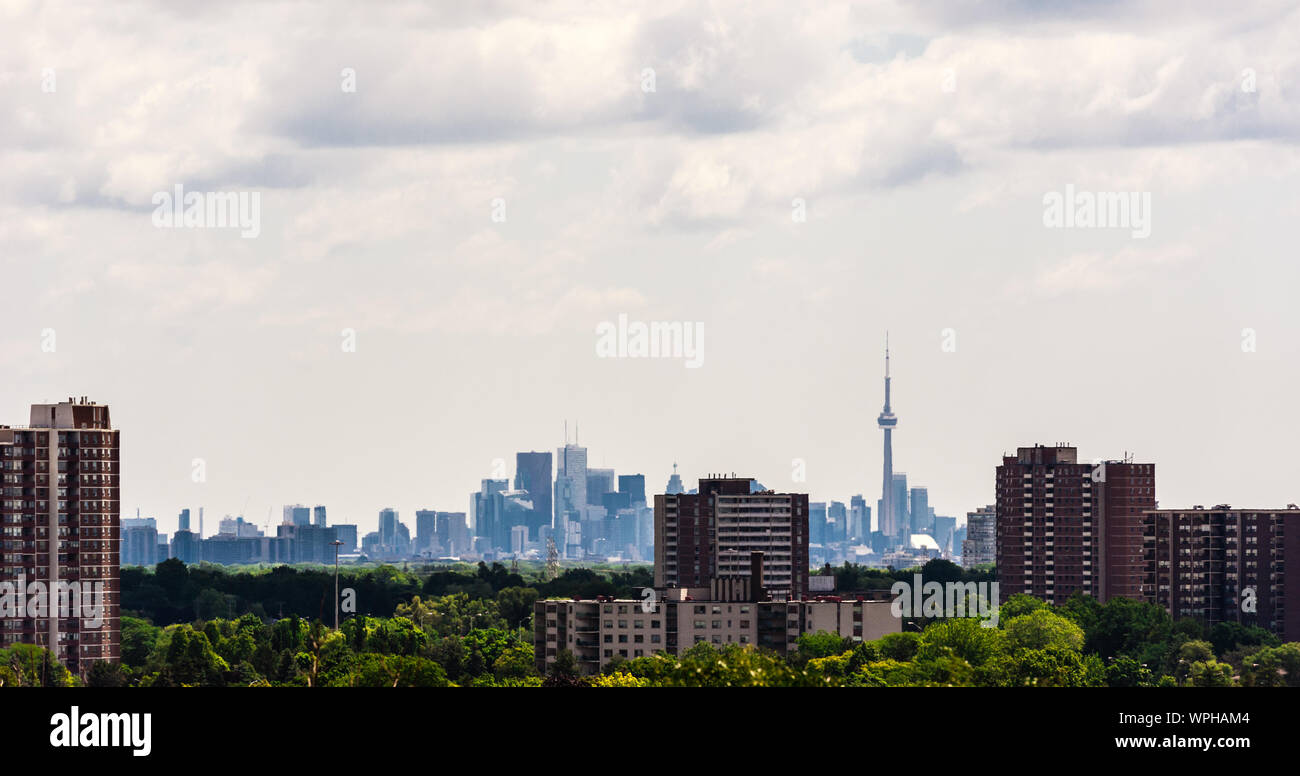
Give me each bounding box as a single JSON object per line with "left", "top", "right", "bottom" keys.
{"left": 121, "top": 558, "right": 653, "bottom": 625}
{"left": 9, "top": 588, "right": 1299, "bottom": 687}
{"left": 86, "top": 612, "right": 537, "bottom": 687}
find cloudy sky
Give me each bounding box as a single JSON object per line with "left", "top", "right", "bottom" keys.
{"left": 3, "top": 0, "right": 1299, "bottom": 537}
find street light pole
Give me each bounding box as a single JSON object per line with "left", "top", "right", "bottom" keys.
{"left": 330, "top": 540, "right": 344, "bottom": 630}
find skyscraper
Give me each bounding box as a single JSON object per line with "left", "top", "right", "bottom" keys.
{"left": 586, "top": 467, "right": 615, "bottom": 506}
{"left": 910, "top": 487, "right": 930, "bottom": 534}
{"left": 891, "top": 473, "right": 910, "bottom": 545}
{"left": 472, "top": 480, "right": 509, "bottom": 547}
{"left": 555, "top": 442, "right": 588, "bottom": 556}
{"left": 415, "top": 509, "right": 437, "bottom": 554}
{"left": 283, "top": 504, "right": 310, "bottom": 527}
{"left": 378, "top": 508, "right": 401, "bottom": 549}
{"left": 514, "top": 451, "right": 553, "bottom": 540}
{"left": 664, "top": 463, "right": 685, "bottom": 495}
{"left": 313, "top": 505, "right": 327, "bottom": 527}
{"left": 178, "top": 508, "right": 190, "bottom": 532}
{"left": 849, "top": 495, "right": 869, "bottom": 540}
{"left": 877, "top": 335, "right": 898, "bottom": 545}
{"left": 0, "top": 398, "right": 121, "bottom": 675}
{"left": 619, "top": 474, "right": 647, "bottom": 506}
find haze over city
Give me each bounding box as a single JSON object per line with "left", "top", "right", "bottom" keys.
{"left": 4, "top": 1, "right": 1299, "bottom": 537}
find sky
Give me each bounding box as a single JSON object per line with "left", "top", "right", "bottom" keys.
{"left": 2, "top": 0, "right": 1299, "bottom": 538}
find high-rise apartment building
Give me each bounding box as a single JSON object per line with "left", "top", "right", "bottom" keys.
{"left": 0, "top": 398, "right": 120, "bottom": 675}
{"left": 313, "top": 505, "right": 327, "bottom": 527}
{"left": 995, "top": 444, "right": 1155, "bottom": 605}
{"left": 1143, "top": 507, "right": 1300, "bottom": 642}
{"left": 962, "top": 505, "right": 996, "bottom": 567}
{"left": 654, "top": 477, "right": 809, "bottom": 600}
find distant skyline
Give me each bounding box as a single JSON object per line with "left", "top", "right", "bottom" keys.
{"left": 4, "top": 2, "right": 1299, "bottom": 537}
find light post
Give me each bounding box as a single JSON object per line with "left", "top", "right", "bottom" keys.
{"left": 330, "top": 540, "right": 344, "bottom": 630}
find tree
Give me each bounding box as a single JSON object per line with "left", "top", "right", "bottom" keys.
{"left": 120, "top": 616, "right": 161, "bottom": 668}
{"left": 795, "top": 631, "right": 851, "bottom": 662}
{"left": 154, "top": 624, "right": 229, "bottom": 686}
{"left": 86, "top": 660, "right": 129, "bottom": 687}
{"left": 543, "top": 649, "right": 585, "bottom": 687}
{"left": 918, "top": 616, "right": 1005, "bottom": 667}
{"left": 1104, "top": 656, "right": 1154, "bottom": 688}
{"left": 996, "top": 594, "right": 1049, "bottom": 622}
{"left": 496, "top": 587, "right": 539, "bottom": 633}
{"left": 875, "top": 632, "right": 922, "bottom": 661}
{"left": 0, "top": 644, "right": 77, "bottom": 687}
{"left": 348, "top": 654, "right": 450, "bottom": 687}
{"left": 492, "top": 644, "right": 537, "bottom": 680}
{"left": 1003, "top": 609, "right": 1085, "bottom": 653}
{"left": 1188, "top": 660, "right": 1235, "bottom": 687}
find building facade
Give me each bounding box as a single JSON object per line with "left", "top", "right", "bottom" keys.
{"left": 0, "top": 398, "right": 120, "bottom": 675}
{"left": 996, "top": 444, "right": 1155, "bottom": 605}
{"left": 654, "top": 476, "right": 809, "bottom": 600}
{"left": 535, "top": 590, "right": 897, "bottom": 675}
{"left": 962, "top": 505, "right": 996, "bottom": 567}
{"left": 514, "top": 451, "right": 552, "bottom": 540}
{"left": 1143, "top": 507, "right": 1300, "bottom": 642}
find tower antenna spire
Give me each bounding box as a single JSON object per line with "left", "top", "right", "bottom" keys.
{"left": 877, "top": 331, "right": 899, "bottom": 546}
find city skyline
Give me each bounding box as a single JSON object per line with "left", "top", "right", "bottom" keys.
{"left": 6, "top": 2, "right": 1299, "bottom": 539}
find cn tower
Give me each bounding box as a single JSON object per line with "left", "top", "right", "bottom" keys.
{"left": 877, "top": 333, "right": 898, "bottom": 543}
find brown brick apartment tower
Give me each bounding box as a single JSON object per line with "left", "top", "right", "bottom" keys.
{"left": 0, "top": 398, "right": 120, "bottom": 675}
{"left": 655, "top": 476, "right": 809, "bottom": 600}
{"left": 1144, "top": 507, "right": 1300, "bottom": 642}
{"left": 996, "top": 445, "right": 1154, "bottom": 605}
